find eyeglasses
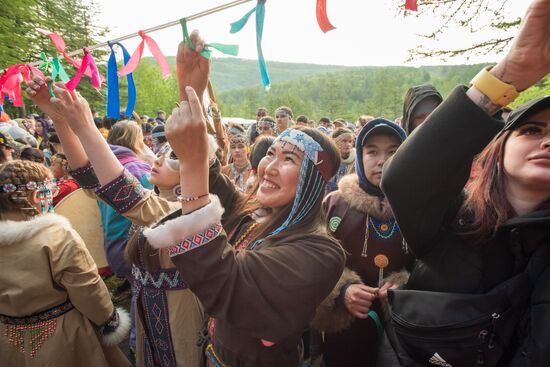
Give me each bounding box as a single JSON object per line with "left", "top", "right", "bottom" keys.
{"left": 258, "top": 126, "right": 272, "bottom": 131}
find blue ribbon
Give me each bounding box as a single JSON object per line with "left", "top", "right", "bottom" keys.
{"left": 107, "top": 41, "right": 136, "bottom": 119}
{"left": 230, "top": 0, "right": 270, "bottom": 90}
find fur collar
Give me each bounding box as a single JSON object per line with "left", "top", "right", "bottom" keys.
{"left": 338, "top": 174, "right": 394, "bottom": 220}
{"left": 0, "top": 213, "right": 72, "bottom": 246}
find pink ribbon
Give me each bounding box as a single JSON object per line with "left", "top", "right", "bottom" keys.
{"left": 36, "top": 28, "right": 102, "bottom": 81}
{"left": 405, "top": 0, "right": 418, "bottom": 11}
{"left": 65, "top": 49, "right": 101, "bottom": 91}
{"left": 0, "top": 64, "right": 44, "bottom": 107}
{"left": 118, "top": 31, "right": 171, "bottom": 78}
{"left": 316, "top": 0, "right": 336, "bottom": 33}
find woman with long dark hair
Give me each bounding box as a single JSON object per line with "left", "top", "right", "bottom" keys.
{"left": 382, "top": 1, "right": 550, "bottom": 364}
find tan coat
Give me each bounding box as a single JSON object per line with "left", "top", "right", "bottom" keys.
{"left": 0, "top": 214, "right": 130, "bottom": 367}
{"left": 123, "top": 193, "right": 205, "bottom": 367}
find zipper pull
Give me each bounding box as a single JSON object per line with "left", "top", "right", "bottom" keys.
{"left": 488, "top": 313, "right": 500, "bottom": 349}
{"left": 477, "top": 329, "right": 488, "bottom": 364}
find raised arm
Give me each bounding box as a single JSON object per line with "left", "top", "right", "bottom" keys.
{"left": 381, "top": 0, "right": 550, "bottom": 258}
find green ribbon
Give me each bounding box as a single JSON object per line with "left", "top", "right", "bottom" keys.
{"left": 180, "top": 18, "right": 239, "bottom": 59}
{"left": 38, "top": 52, "right": 70, "bottom": 96}
{"left": 368, "top": 310, "right": 384, "bottom": 338}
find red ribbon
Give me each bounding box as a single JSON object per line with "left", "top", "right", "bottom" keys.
{"left": 0, "top": 64, "right": 44, "bottom": 107}
{"left": 316, "top": 0, "right": 336, "bottom": 33}
{"left": 65, "top": 49, "right": 101, "bottom": 91}
{"left": 405, "top": 0, "right": 418, "bottom": 11}
{"left": 118, "top": 31, "right": 171, "bottom": 79}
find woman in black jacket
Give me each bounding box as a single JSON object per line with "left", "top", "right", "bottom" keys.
{"left": 381, "top": 0, "right": 550, "bottom": 365}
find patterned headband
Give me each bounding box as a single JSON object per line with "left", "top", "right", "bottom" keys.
{"left": 229, "top": 134, "right": 249, "bottom": 146}
{"left": 0, "top": 179, "right": 56, "bottom": 194}
{"left": 258, "top": 117, "right": 275, "bottom": 129}
{"left": 274, "top": 129, "right": 333, "bottom": 182}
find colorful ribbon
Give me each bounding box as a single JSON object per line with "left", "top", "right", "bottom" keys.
{"left": 230, "top": 0, "right": 270, "bottom": 90}
{"left": 107, "top": 41, "right": 136, "bottom": 119}
{"left": 65, "top": 49, "right": 101, "bottom": 91}
{"left": 316, "top": 0, "right": 336, "bottom": 33}
{"left": 38, "top": 52, "right": 71, "bottom": 97}
{"left": 405, "top": 0, "right": 418, "bottom": 11}
{"left": 118, "top": 31, "right": 171, "bottom": 79}
{"left": 180, "top": 18, "right": 239, "bottom": 60}
{"left": 36, "top": 28, "right": 101, "bottom": 80}
{"left": 0, "top": 64, "right": 44, "bottom": 107}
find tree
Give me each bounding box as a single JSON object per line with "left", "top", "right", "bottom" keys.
{"left": 395, "top": 0, "right": 519, "bottom": 61}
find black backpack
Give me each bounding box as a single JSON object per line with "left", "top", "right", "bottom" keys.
{"left": 386, "top": 246, "right": 550, "bottom": 367}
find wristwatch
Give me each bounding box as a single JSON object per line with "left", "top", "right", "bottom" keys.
{"left": 470, "top": 66, "right": 519, "bottom": 106}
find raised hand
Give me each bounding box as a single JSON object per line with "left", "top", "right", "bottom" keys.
{"left": 165, "top": 86, "right": 209, "bottom": 168}
{"left": 492, "top": 0, "right": 550, "bottom": 91}
{"left": 26, "top": 77, "right": 66, "bottom": 124}
{"left": 46, "top": 83, "right": 96, "bottom": 135}
{"left": 176, "top": 30, "right": 210, "bottom": 103}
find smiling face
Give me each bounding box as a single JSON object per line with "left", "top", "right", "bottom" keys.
{"left": 149, "top": 152, "right": 180, "bottom": 189}
{"left": 256, "top": 141, "right": 303, "bottom": 209}
{"left": 361, "top": 133, "right": 401, "bottom": 187}
{"left": 503, "top": 109, "right": 550, "bottom": 195}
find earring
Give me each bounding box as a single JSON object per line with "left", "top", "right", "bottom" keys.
{"left": 173, "top": 185, "right": 182, "bottom": 198}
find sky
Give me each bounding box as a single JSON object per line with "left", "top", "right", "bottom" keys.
{"left": 93, "top": 0, "right": 531, "bottom": 67}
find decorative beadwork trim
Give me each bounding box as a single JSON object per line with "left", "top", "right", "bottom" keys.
{"left": 68, "top": 163, "right": 100, "bottom": 189}
{"left": 131, "top": 266, "right": 188, "bottom": 290}
{"left": 95, "top": 170, "right": 145, "bottom": 213}
{"left": 5, "top": 319, "right": 57, "bottom": 358}
{"left": 167, "top": 223, "right": 223, "bottom": 257}
{"left": 0, "top": 300, "right": 73, "bottom": 325}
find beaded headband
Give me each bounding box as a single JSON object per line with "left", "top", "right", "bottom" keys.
{"left": 0, "top": 179, "right": 56, "bottom": 194}
{"left": 274, "top": 128, "right": 333, "bottom": 182}
{"left": 258, "top": 117, "right": 275, "bottom": 129}
{"left": 229, "top": 134, "right": 249, "bottom": 146}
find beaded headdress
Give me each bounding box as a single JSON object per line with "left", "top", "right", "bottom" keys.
{"left": 251, "top": 128, "right": 333, "bottom": 248}
{"left": 229, "top": 134, "right": 249, "bottom": 146}
{"left": 0, "top": 178, "right": 57, "bottom": 214}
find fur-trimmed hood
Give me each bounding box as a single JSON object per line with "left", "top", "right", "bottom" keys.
{"left": 0, "top": 213, "right": 72, "bottom": 246}
{"left": 338, "top": 174, "right": 394, "bottom": 220}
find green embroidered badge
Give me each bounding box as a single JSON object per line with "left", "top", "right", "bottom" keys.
{"left": 329, "top": 216, "right": 342, "bottom": 232}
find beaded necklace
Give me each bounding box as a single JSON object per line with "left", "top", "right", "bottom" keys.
{"left": 360, "top": 215, "right": 399, "bottom": 258}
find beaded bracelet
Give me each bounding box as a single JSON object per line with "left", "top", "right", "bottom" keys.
{"left": 177, "top": 193, "right": 209, "bottom": 202}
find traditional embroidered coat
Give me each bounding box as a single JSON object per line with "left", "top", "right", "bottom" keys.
{"left": 317, "top": 174, "right": 414, "bottom": 367}
{"left": 72, "top": 166, "right": 204, "bottom": 367}
{"left": 0, "top": 214, "right": 130, "bottom": 367}
{"left": 142, "top": 165, "right": 346, "bottom": 367}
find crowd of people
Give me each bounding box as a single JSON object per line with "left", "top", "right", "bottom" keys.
{"left": 1, "top": 0, "right": 550, "bottom": 366}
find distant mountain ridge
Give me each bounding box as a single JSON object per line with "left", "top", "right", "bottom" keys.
{"left": 145, "top": 56, "right": 353, "bottom": 92}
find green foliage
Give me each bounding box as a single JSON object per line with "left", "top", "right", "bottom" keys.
{"left": 217, "top": 63, "right": 486, "bottom": 121}
{"left": 512, "top": 75, "right": 550, "bottom": 108}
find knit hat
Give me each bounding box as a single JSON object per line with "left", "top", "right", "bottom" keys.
{"left": 355, "top": 118, "right": 406, "bottom": 197}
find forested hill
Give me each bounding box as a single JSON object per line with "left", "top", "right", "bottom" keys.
{"left": 217, "top": 63, "right": 487, "bottom": 121}
{"left": 133, "top": 57, "right": 501, "bottom": 119}
{"left": 149, "top": 56, "right": 352, "bottom": 92}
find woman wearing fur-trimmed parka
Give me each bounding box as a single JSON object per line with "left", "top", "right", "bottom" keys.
{"left": 315, "top": 119, "right": 414, "bottom": 367}
{"left": 0, "top": 160, "right": 130, "bottom": 367}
